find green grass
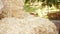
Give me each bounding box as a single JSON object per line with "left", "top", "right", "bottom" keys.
{"left": 24, "top": 4, "right": 37, "bottom": 13}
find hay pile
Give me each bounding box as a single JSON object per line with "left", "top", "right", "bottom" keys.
{"left": 1, "top": 0, "right": 26, "bottom": 18}
{"left": 0, "top": 17, "right": 58, "bottom": 34}
{"left": 0, "top": 0, "right": 58, "bottom": 34}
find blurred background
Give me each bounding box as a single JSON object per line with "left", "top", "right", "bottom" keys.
{"left": 24, "top": 0, "right": 60, "bottom": 34}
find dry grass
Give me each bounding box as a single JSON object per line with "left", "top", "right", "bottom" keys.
{"left": 0, "top": 17, "right": 58, "bottom": 34}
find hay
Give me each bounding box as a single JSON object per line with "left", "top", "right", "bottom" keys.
{"left": 0, "top": 17, "right": 58, "bottom": 34}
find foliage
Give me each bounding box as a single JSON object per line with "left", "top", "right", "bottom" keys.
{"left": 24, "top": 4, "right": 37, "bottom": 13}
{"left": 24, "top": 0, "right": 60, "bottom": 18}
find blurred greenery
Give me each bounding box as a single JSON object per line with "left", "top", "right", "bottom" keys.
{"left": 24, "top": 0, "right": 60, "bottom": 18}
{"left": 24, "top": 4, "right": 37, "bottom": 13}
{"left": 25, "top": 0, "right": 59, "bottom": 7}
